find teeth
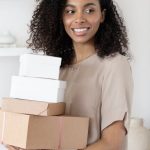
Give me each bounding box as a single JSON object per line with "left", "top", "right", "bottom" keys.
{"left": 73, "top": 28, "right": 88, "bottom": 32}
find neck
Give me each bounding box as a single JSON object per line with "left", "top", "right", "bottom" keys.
{"left": 73, "top": 40, "right": 96, "bottom": 63}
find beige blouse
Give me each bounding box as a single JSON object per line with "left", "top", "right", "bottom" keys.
{"left": 59, "top": 53, "right": 133, "bottom": 146}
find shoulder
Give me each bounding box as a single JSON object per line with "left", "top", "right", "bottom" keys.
{"left": 98, "top": 53, "right": 133, "bottom": 82}
{"left": 104, "top": 53, "right": 130, "bottom": 65}
{"left": 102, "top": 53, "right": 132, "bottom": 73}
{"left": 101, "top": 53, "right": 133, "bottom": 93}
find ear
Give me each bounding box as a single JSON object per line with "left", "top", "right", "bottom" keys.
{"left": 100, "top": 9, "right": 106, "bottom": 23}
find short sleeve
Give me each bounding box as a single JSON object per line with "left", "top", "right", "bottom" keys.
{"left": 101, "top": 55, "right": 133, "bottom": 133}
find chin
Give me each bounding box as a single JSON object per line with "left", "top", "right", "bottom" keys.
{"left": 72, "top": 37, "right": 92, "bottom": 44}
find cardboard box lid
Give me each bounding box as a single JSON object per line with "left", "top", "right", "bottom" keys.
{"left": 19, "top": 54, "right": 61, "bottom": 80}
{"left": 20, "top": 54, "right": 62, "bottom": 67}
{"left": 2, "top": 98, "right": 65, "bottom": 116}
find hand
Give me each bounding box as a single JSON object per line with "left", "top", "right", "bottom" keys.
{"left": 3, "top": 144, "right": 21, "bottom": 150}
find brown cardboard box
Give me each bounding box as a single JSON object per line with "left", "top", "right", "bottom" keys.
{"left": 1, "top": 97, "right": 65, "bottom": 116}
{"left": 0, "top": 110, "right": 89, "bottom": 149}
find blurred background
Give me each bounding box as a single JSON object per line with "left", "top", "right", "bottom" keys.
{"left": 0, "top": 0, "right": 150, "bottom": 149}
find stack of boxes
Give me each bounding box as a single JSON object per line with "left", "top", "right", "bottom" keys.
{"left": 0, "top": 54, "right": 89, "bottom": 149}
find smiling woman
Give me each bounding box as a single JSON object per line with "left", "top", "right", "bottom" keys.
{"left": 27, "top": 0, "right": 129, "bottom": 67}
{"left": 24, "top": 0, "right": 133, "bottom": 150}
{"left": 62, "top": 0, "right": 104, "bottom": 45}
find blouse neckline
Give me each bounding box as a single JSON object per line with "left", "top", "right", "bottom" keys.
{"left": 69, "top": 53, "right": 98, "bottom": 68}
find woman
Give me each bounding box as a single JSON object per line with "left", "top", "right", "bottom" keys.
{"left": 7, "top": 0, "right": 133, "bottom": 149}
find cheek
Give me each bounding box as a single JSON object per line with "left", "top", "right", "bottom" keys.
{"left": 62, "top": 17, "right": 74, "bottom": 38}
{"left": 92, "top": 17, "right": 101, "bottom": 27}
{"left": 90, "top": 18, "right": 101, "bottom": 33}
{"left": 63, "top": 17, "right": 72, "bottom": 30}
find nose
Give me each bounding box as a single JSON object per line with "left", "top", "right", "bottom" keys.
{"left": 75, "top": 13, "right": 86, "bottom": 24}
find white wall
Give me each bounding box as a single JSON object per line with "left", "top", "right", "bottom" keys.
{"left": 115, "top": 0, "right": 150, "bottom": 128}
{"left": 0, "top": 0, "right": 36, "bottom": 47}
{"left": 0, "top": 57, "right": 19, "bottom": 100}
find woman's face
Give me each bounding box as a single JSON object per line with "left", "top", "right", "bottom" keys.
{"left": 62, "top": 0, "right": 104, "bottom": 44}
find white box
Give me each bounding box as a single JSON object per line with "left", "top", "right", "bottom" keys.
{"left": 19, "top": 54, "right": 61, "bottom": 79}
{"left": 10, "top": 76, "right": 66, "bottom": 103}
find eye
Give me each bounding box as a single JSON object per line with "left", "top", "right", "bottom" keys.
{"left": 84, "top": 8, "right": 95, "bottom": 14}
{"left": 65, "top": 9, "right": 75, "bottom": 14}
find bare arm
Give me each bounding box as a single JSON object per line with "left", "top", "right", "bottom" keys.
{"left": 84, "top": 121, "right": 126, "bottom": 150}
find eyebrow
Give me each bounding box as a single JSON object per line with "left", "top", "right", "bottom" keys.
{"left": 84, "top": 3, "right": 97, "bottom": 7}
{"left": 65, "top": 3, "right": 96, "bottom": 8}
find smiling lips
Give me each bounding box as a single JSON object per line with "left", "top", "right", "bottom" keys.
{"left": 72, "top": 27, "right": 90, "bottom": 36}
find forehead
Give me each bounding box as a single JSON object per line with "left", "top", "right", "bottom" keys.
{"left": 65, "top": 0, "right": 100, "bottom": 6}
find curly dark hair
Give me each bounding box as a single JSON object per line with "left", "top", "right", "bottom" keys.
{"left": 27, "top": 0, "right": 129, "bottom": 67}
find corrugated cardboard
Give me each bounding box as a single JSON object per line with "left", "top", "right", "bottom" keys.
{"left": 0, "top": 110, "right": 89, "bottom": 149}
{"left": 10, "top": 76, "right": 66, "bottom": 102}
{"left": 1, "top": 98, "right": 65, "bottom": 116}
{"left": 19, "top": 54, "right": 61, "bottom": 79}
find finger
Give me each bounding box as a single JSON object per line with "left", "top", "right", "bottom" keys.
{"left": 6, "top": 145, "right": 19, "bottom": 150}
